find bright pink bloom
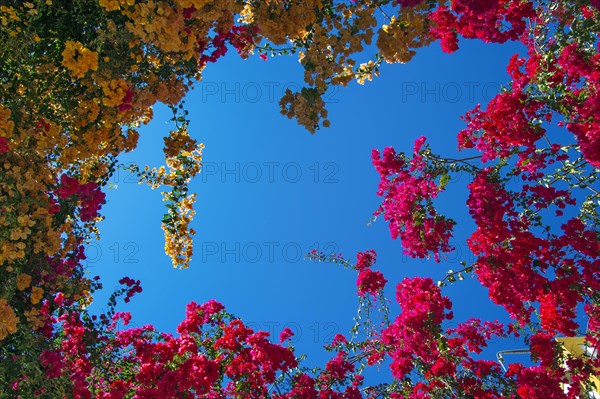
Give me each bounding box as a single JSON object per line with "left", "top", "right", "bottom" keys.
{"left": 356, "top": 269, "right": 387, "bottom": 297}
{"left": 355, "top": 250, "right": 376, "bottom": 271}
{"left": 279, "top": 327, "right": 294, "bottom": 343}
{"left": 0, "top": 137, "right": 8, "bottom": 154}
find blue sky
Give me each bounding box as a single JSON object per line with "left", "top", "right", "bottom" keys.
{"left": 87, "top": 38, "right": 537, "bottom": 372}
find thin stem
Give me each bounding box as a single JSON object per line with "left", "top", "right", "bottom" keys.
{"left": 543, "top": 134, "right": 599, "bottom": 196}
{"left": 439, "top": 263, "right": 475, "bottom": 285}
{"left": 444, "top": 155, "right": 483, "bottom": 163}
{"left": 426, "top": 153, "right": 483, "bottom": 173}
{"left": 377, "top": 6, "right": 393, "bottom": 22}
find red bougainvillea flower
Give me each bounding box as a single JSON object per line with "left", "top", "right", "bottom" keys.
{"left": 57, "top": 174, "right": 81, "bottom": 199}
{"left": 429, "top": 0, "right": 535, "bottom": 53}
{"left": 356, "top": 250, "right": 377, "bottom": 271}
{"left": 56, "top": 175, "right": 106, "bottom": 221}
{"left": 458, "top": 89, "right": 546, "bottom": 162}
{"left": 176, "top": 300, "right": 225, "bottom": 334}
{"left": 372, "top": 141, "right": 456, "bottom": 261}
{"left": 356, "top": 269, "right": 387, "bottom": 297}
{"left": 353, "top": 250, "right": 387, "bottom": 297}
{"left": 382, "top": 277, "right": 453, "bottom": 379}
{"left": 0, "top": 136, "right": 8, "bottom": 154}
{"left": 118, "top": 277, "right": 142, "bottom": 303}
{"left": 279, "top": 327, "right": 294, "bottom": 343}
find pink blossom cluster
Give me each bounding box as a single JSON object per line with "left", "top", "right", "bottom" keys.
{"left": 56, "top": 174, "right": 106, "bottom": 222}
{"left": 429, "top": 0, "right": 536, "bottom": 53}
{"left": 355, "top": 250, "right": 387, "bottom": 298}
{"left": 372, "top": 139, "right": 456, "bottom": 262}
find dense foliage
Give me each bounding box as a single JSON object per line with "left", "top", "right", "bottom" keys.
{"left": 0, "top": 0, "right": 599, "bottom": 398}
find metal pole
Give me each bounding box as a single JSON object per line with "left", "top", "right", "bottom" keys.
{"left": 496, "top": 349, "right": 530, "bottom": 372}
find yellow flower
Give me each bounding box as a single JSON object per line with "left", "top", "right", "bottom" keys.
{"left": 0, "top": 5, "right": 20, "bottom": 26}
{"left": 9, "top": 227, "right": 30, "bottom": 241}
{"left": 0, "top": 103, "right": 14, "bottom": 138}
{"left": 99, "top": 0, "right": 121, "bottom": 11}
{"left": 61, "top": 41, "right": 99, "bottom": 78}
{"left": 0, "top": 298, "right": 18, "bottom": 340}
{"left": 101, "top": 79, "right": 129, "bottom": 107}
{"left": 24, "top": 308, "right": 44, "bottom": 330}
{"left": 16, "top": 273, "right": 31, "bottom": 291}
{"left": 30, "top": 286, "right": 43, "bottom": 305}
{"left": 99, "top": 0, "right": 135, "bottom": 11}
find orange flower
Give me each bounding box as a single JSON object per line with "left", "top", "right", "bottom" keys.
{"left": 16, "top": 273, "right": 31, "bottom": 291}
{"left": 30, "top": 287, "right": 43, "bottom": 305}
{"left": 61, "top": 41, "right": 99, "bottom": 78}
{"left": 0, "top": 298, "right": 18, "bottom": 340}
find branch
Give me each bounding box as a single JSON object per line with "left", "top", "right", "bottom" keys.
{"left": 437, "top": 263, "right": 475, "bottom": 287}
{"left": 543, "top": 135, "right": 599, "bottom": 196}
